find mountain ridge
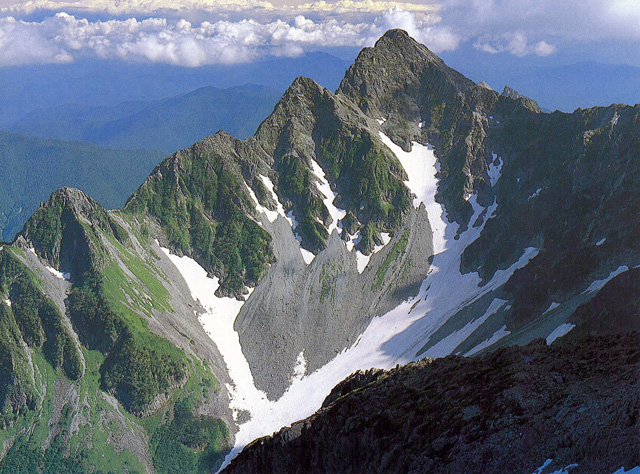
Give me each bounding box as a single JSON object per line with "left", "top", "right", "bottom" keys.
{"left": 0, "top": 29, "right": 637, "bottom": 474}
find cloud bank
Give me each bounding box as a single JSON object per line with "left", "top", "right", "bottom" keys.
{"left": 0, "top": 0, "right": 639, "bottom": 66}
{"left": 0, "top": 9, "right": 458, "bottom": 66}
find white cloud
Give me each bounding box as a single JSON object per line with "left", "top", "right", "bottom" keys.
{"left": 0, "top": 10, "right": 460, "bottom": 67}
{"left": 1, "top": 0, "right": 639, "bottom": 66}
{"left": 532, "top": 40, "right": 556, "bottom": 57}
{"left": 0, "top": 0, "right": 439, "bottom": 17}
{"left": 0, "top": 16, "right": 72, "bottom": 65}
{"left": 0, "top": 0, "right": 276, "bottom": 16}
{"left": 376, "top": 8, "right": 459, "bottom": 52}
{"left": 442, "top": 0, "right": 640, "bottom": 46}
{"left": 473, "top": 32, "right": 556, "bottom": 57}
{"left": 295, "top": 0, "right": 438, "bottom": 14}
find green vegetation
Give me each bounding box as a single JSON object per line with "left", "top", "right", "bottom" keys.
{"left": 69, "top": 266, "right": 186, "bottom": 414}
{"left": 126, "top": 149, "right": 275, "bottom": 295}
{"left": 372, "top": 231, "right": 409, "bottom": 292}
{"left": 277, "top": 154, "right": 329, "bottom": 252}
{"left": 0, "top": 350, "right": 146, "bottom": 474}
{"left": 319, "top": 261, "right": 338, "bottom": 305}
{"left": 317, "top": 132, "right": 410, "bottom": 253}
{"left": 0, "top": 248, "right": 83, "bottom": 423}
{"left": 151, "top": 397, "right": 228, "bottom": 474}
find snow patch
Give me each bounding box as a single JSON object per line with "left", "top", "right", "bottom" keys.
{"left": 611, "top": 468, "right": 640, "bottom": 474}
{"left": 345, "top": 230, "right": 359, "bottom": 252}
{"left": 285, "top": 210, "right": 315, "bottom": 264}
{"left": 291, "top": 351, "right": 307, "bottom": 381}
{"left": 354, "top": 232, "right": 392, "bottom": 273}
{"left": 612, "top": 111, "right": 620, "bottom": 126}
{"left": 356, "top": 251, "right": 370, "bottom": 274}
{"left": 379, "top": 132, "right": 446, "bottom": 254}
{"left": 373, "top": 232, "right": 391, "bottom": 253}
{"left": 533, "top": 459, "right": 553, "bottom": 474}
{"left": 259, "top": 175, "right": 286, "bottom": 216}
{"left": 546, "top": 323, "right": 576, "bottom": 344}
{"left": 299, "top": 248, "right": 315, "bottom": 265}
{"left": 245, "top": 183, "right": 278, "bottom": 223}
{"left": 465, "top": 325, "right": 510, "bottom": 356}
{"left": 532, "top": 460, "right": 638, "bottom": 474}
{"left": 46, "top": 266, "right": 71, "bottom": 281}
{"left": 542, "top": 302, "right": 560, "bottom": 315}
{"left": 528, "top": 188, "right": 543, "bottom": 200}
{"left": 584, "top": 265, "right": 629, "bottom": 294}
{"left": 596, "top": 238, "right": 606, "bottom": 246}
{"left": 423, "top": 298, "right": 508, "bottom": 358}
{"left": 487, "top": 153, "right": 503, "bottom": 187}
{"left": 309, "top": 158, "right": 346, "bottom": 236}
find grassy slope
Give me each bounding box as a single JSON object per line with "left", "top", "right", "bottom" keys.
{"left": 1, "top": 190, "right": 231, "bottom": 473}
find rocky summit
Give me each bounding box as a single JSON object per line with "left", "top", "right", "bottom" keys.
{"left": 0, "top": 29, "right": 637, "bottom": 474}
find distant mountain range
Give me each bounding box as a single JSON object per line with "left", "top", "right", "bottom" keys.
{"left": 0, "top": 52, "right": 352, "bottom": 125}
{"left": 0, "top": 84, "right": 283, "bottom": 241}
{"left": 0, "top": 131, "right": 163, "bottom": 241}
{"left": 5, "top": 84, "right": 283, "bottom": 154}
{"left": 442, "top": 54, "right": 640, "bottom": 112}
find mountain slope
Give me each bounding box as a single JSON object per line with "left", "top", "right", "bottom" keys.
{"left": 1, "top": 188, "right": 236, "bottom": 473}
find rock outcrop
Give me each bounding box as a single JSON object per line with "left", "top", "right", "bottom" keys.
{"left": 223, "top": 333, "right": 640, "bottom": 474}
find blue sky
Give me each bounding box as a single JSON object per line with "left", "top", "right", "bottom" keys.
{"left": 0, "top": 0, "right": 638, "bottom": 68}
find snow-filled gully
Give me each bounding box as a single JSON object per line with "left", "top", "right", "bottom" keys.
{"left": 163, "top": 131, "right": 539, "bottom": 470}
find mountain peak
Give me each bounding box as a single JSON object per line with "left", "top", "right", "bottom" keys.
{"left": 18, "top": 186, "right": 125, "bottom": 272}
{"left": 336, "top": 30, "right": 475, "bottom": 121}
{"left": 377, "top": 28, "right": 417, "bottom": 46}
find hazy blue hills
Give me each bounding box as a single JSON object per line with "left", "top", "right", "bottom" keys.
{"left": 504, "top": 62, "right": 640, "bottom": 112}
{"left": 6, "top": 84, "right": 283, "bottom": 154}
{"left": 442, "top": 52, "right": 640, "bottom": 112}
{"left": 0, "top": 52, "right": 352, "bottom": 125}
{"left": 0, "top": 131, "right": 163, "bottom": 241}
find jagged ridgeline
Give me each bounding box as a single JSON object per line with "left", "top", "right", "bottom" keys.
{"left": 0, "top": 28, "right": 638, "bottom": 474}
{"left": 124, "top": 76, "right": 413, "bottom": 296}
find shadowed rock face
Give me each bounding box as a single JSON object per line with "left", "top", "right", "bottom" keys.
{"left": 222, "top": 333, "right": 640, "bottom": 474}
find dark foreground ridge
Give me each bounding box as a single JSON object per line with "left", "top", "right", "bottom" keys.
{"left": 223, "top": 333, "right": 640, "bottom": 474}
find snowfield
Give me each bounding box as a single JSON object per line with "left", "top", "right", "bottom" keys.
{"left": 465, "top": 325, "right": 510, "bottom": 356}
{"left": 310, "top": 158, "right": 346, "bottom": 237}
{"left": 487, "top": 152, "right": 503, "bottom": 187}
{"left": 584, "top": 265, "right": 629, "bottom": 294}
{"left": 164, "top": 134, "right": 541, "bottom": 470}
{"left": 45, "top": 265, "right": 71, "bottom": 280}
{"left": 531, "top": 459, "right": 639, "bottom": 474}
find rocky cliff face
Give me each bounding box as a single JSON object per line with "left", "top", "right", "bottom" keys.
{"left": 223, "top": 333, "right": 640, "bottom": 474}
